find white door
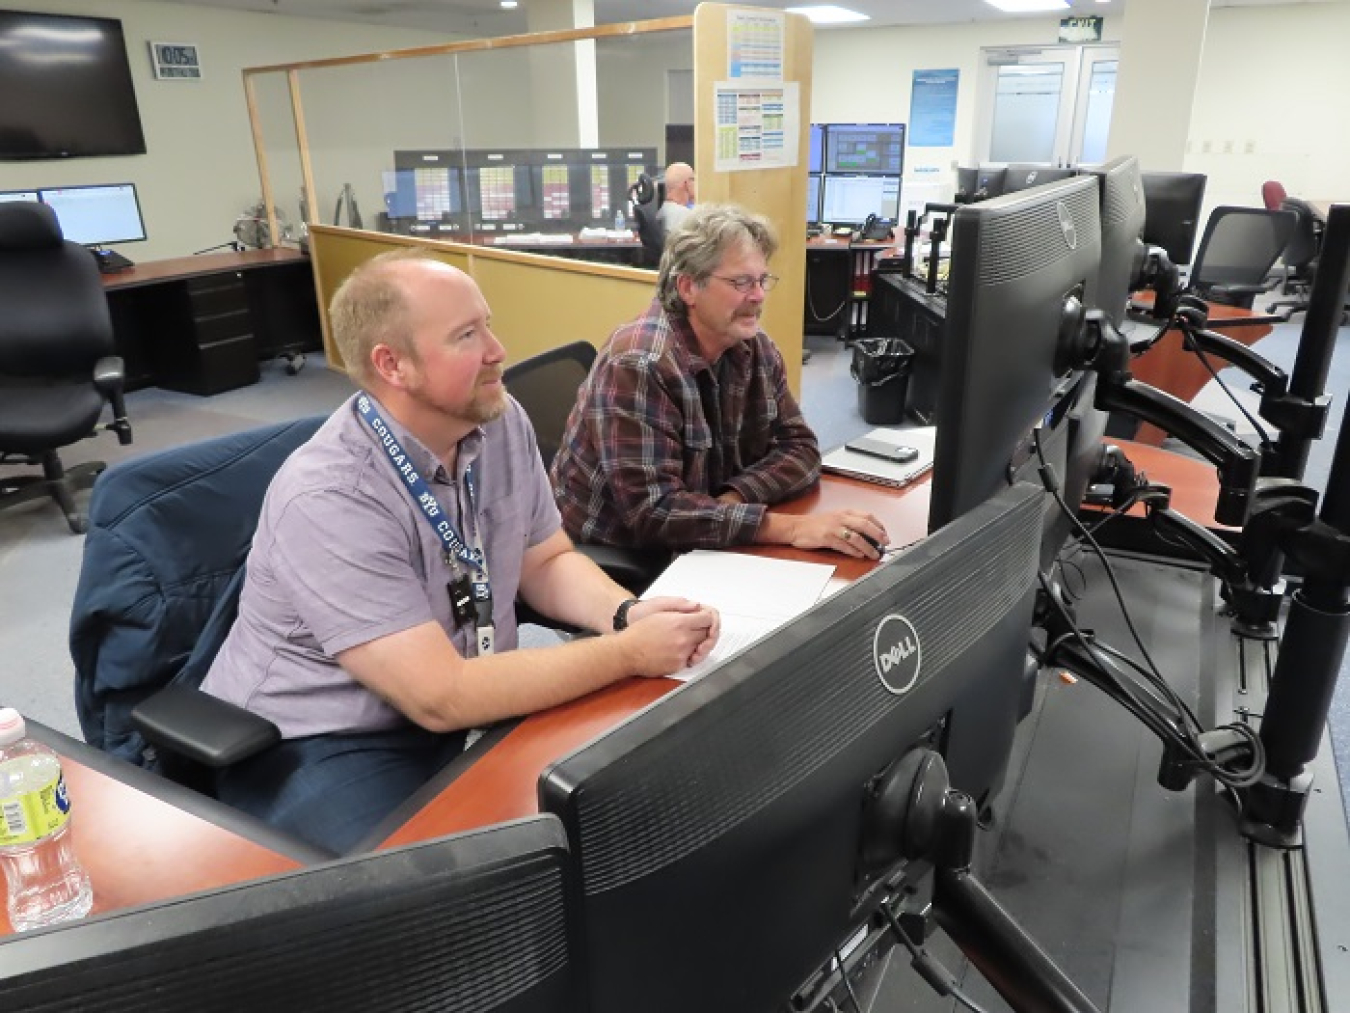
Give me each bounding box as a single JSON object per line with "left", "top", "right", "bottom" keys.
{"left": 975, "top": 43, "right": 1120, "bottom": 167}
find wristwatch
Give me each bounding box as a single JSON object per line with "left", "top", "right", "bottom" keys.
{"left": 612, "top": 597, "right": 640, "bottom": 632}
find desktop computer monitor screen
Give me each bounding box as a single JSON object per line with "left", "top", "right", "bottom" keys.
{"left": 0, "top": 190, "right": 39, "bottom": 204}
{"left": 412, "top": 166, "right": 465, "bottom": 221}
{"left": 0, "top": 817, "right": 576, "bottom": 1012}
{"left": 806, "top": 172, "right": 822, "bottom": 224}
{"left": 468, "top": 161, "right": 534, "bottom": 224}
{"left": 38, "top": 184, "right": 146, "bottom": 246}
{"left": 1081, "top": 154, "right": 1147, "bottom": 328}
{"left": 1141, "top": 171, "right": 1208, "bottom": 266}
{"left": 825, "top": 123, "right": 905, "bottom": 175}
{"left": 540, "top": 481, "right": 1045, "bottom": 1013}
{"left": 821, "top": 174, "right": 900, "bottom": 225}
{"left": 533, "top": 158, "right": 574, "bottom": 221}
{"left": 808, "top": 123, "right": 825, "bottom": 173}
{"left": 1001, "top": 164, "right": 1077, "bottom": 194}
{"left": 929, "top": 175, "right": 1103, "bottom": 558}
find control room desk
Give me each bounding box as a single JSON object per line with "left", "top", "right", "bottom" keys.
{"left": 803, "top": 236, "right": 894, "bottom": 339}
{"left": 102, "top": 248, "right": 322, "bottom": 396}
{"left": 8, "top": 439, "right": 1222, "bottom": 936}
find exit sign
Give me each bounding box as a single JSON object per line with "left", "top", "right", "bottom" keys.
{"left": 149, "top": 41, "right": 202, "bottom": 80}
{"left": 1059, "top": 16, "right": 1104, "bottom": 43}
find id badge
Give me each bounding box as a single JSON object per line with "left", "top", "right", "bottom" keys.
{"left": 449, "top": 574, "right": 476, "bottom": 628}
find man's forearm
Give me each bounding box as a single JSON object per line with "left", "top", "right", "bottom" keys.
{"left": 519, "top": 548, "right": 632, "bottom": 632}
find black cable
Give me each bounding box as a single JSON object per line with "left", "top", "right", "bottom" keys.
{"left": 1185, "top": 336, "right": 1274, "bottom": 448}
{"left": 878, "top": 903, "right": 990, "bottom": 1013}
{"left": 1032, "top": 428, "right": 1265, "bottom": 791}
{"left": 833, "top": 948, "right": 863, "bottom": 1013}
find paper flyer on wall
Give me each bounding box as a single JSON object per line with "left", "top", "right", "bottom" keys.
{"left": 713, "top": 81, "right": 799, "bottom": 172}
{"left": 727, "top": 10, "right": 784, "bottom": 80}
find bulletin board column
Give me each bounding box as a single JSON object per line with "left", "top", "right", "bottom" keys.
{"left": 692, "top": 4, "right": 813, "bottom": 396}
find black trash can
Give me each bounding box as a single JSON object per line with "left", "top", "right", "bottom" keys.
{"left": 851, "top": 337, "right": 914, "bottom": 425}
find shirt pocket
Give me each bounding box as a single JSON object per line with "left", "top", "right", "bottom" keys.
{"left": 680, "top": 416, "right": 713, "bottom": 478}
{"left": 740, "top": 392, "right": 780, "bottom": 462}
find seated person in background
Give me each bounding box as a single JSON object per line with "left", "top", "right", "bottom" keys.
{"left": 657, "top": 161, "right": 697, "bottom": 233}
{"left": 202, "top": 251, "right": 719, "bottom": 853}
{"left": 550, "top": 203, "right": 889, "bottom": 558}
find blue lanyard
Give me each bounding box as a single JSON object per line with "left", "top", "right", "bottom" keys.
{"left": 355, "top": 393, "right": 495, "bottom": 655}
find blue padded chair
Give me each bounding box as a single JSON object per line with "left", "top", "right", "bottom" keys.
{"left": 70, "top": 416, "right": 324, "bottom": 784}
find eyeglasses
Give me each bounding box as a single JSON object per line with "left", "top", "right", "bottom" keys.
{"left": 709, "top": 273, "right": 780, "bottom": 293}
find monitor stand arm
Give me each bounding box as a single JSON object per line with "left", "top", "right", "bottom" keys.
{"left": 1241, "top": 398, "right": 1350, "bottom": 846}
{"left": 864, "top": 749, "right": 1102, "bottom": 1013}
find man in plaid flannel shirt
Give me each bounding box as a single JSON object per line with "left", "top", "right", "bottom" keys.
{"left": 551, "top": 204, "right": 889, "bottom": 559}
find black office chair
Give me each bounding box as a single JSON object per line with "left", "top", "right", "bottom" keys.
{"left": 70, "top": 416, "right": 324, "bottom": 792}
{"left": 1266, "top": 197, "right": 1323, "bottom": 318}
{"left": 1187, "top": 205, "right": 1296, "bottom": 309}
{"left": 504, "top": 341, "right": 670, "bottom": 612}
{"left": 0, "top": 201, "right": 132, "bottom": 533}
{"left": 629, "top": 173, "right": 667, "bottom": 268}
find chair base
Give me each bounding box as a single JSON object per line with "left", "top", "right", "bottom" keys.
{"left": 0, "top": 452, "right": 106, "bottom": 533}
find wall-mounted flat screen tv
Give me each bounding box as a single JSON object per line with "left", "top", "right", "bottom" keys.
{"left": 0, "top": 10, "right": 147, "bottom": 160}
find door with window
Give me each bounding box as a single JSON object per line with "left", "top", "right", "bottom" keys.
{"left": 974, "top": 44, "right": 1119, "bottom": 167}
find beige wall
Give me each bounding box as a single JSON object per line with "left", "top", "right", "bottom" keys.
{"left": 0, "top": 0, "right": 463, "bottom": 261}
{"left": 1186, "top": 3, "right": 1350, "bottom": 212}
{"left": 7, "top": 3, "right": 1345, "bottom": 262}
{"left": 812, "top": 2, "right": 1350, "bottom": 218}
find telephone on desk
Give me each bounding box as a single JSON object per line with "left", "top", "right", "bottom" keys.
{"left": 857, "top": 213, "right": 895, "bottom": 242}
{"left": 91, "top": 248, "right": 135, "bottom": 274}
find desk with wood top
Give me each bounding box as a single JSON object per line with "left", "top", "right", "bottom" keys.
{"left": 102, "top": 248, "right": 321, "bottom": 395}
{"left": 8, "top": 438, "right": 1225, "bottom": 936}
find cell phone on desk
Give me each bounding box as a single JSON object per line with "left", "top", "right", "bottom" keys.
{"left": 845, "top": 437, "right": 919, "bottom": 464}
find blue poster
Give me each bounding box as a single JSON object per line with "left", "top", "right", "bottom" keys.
{"left": 910, "top": 69, "right": 959, "bottom": 148}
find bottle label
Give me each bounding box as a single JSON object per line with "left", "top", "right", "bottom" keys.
{"left": 0, "top": 773, "right": 71, "bottom": 846}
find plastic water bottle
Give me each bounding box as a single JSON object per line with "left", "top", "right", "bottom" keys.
{"left": 614, "top": 208, "right": 626, "bottom": 232}
{"left": 0, "top": 708, "right": 93, "bottom": 931}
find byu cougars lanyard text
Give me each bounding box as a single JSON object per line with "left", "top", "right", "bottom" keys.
{"left": 355, "top": 393, "right": 495, "bottom": 656}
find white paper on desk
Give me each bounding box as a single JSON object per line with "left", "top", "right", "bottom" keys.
{"left": 821, "top": 426, "right": 936, "bottom": 489}
{"left": 642, "top": 550, "right": 835, "bottom": 682}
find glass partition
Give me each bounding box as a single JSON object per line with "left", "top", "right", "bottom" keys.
{"left": 244, "top": 20, "right": 693, "bottom": 266}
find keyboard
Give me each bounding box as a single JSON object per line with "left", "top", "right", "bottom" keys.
{"left": 92, "top": 248, "right": 135, "bottom": 274}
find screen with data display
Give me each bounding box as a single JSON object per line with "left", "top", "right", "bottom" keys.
{"left": 825, "top": 123, "right": 905, "bottom": 175}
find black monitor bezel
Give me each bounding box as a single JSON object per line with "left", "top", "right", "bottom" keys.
{"left": 36, "top": 182, "right": 147, "bottom": 247}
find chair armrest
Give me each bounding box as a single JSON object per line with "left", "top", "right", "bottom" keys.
{"left": 131, "top": 684, "right": 280, "bottom": 769}
{"left": 92, "top": 355, "right": 125, "bottom": 392}
{"left": 577, "top": 544, "right": 671, "bottom": 597}
{"left": 92, "top": 355, "right": 132, "bottom": 445}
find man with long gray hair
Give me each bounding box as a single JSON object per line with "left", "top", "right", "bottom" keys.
{"left": 551, "top": 204, "right": 889, "bottom": 557}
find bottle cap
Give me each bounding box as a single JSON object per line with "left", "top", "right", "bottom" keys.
{"left": 0, "top": 707, "right": 25, "bottom": 747}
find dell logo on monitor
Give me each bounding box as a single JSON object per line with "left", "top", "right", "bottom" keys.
{"left": 873, "top": 615, "right": 922, "bottom": 696}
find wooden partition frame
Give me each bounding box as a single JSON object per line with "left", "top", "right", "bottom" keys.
{"left": 692, "top": 4, "right": 814, "bottom": 394}
{"left": 308, "top": 226, "right": 657, "bottom": 371}
{"left": 242, "top": 4, "right": 813, "bottom": 392}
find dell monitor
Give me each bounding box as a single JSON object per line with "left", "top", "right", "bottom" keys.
{"left": 824, "top": 122, "right": 906, "bottom": 175}
{"left": 1141, "top": 170, "right": 1208, "bottom": 265}
{"left": 808, "top": 123, "right": 824, "bottom": 174}
{"left": 929, "top": 175, "right": 1103, "bottom": 564}
{"left": 0, "top": 816, "right": 576, "bottom": 1012}
{"left": 541, "top": 481, "right": 1046, "bottom": 1013}
{"left": 38, "top": 184, "right": 146, "bottom": 248}
{"left": 1001, "top": 164, "right": 1077, "bottom": 194}
{"left": 820, "top": 174, "right": 900, "bottom": 225}
{"left": 1081, "top": 155, "right": 1148, "bottom": 328}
